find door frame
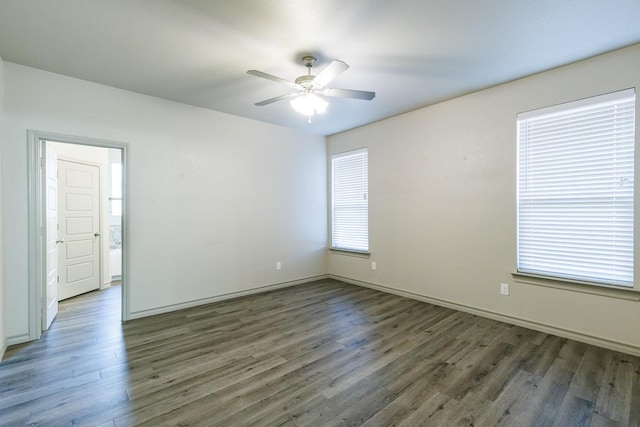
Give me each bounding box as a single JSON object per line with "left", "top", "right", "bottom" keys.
{"left": 27, "top": 130, "right": 130, "bottom": 341}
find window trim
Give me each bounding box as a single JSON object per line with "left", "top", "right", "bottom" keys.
{"left": 512, "top": 271, "right": 640, "bottom": 300}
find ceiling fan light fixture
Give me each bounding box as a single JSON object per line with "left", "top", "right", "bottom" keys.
{"left": 290, "top": 92, "right": 328, "bottom": 117}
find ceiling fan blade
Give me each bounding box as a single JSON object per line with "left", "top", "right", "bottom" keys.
{"left": 254, "top": 93, "right": 300, "bottom": 106}
{"left": 322, "top": 88, "right": 376, "bottom": 100}
{"left": 247, "top": 70, "right": 301, "bottom": 90}
{"left": 313, "top": 60, "right": 349, "bottom": 87}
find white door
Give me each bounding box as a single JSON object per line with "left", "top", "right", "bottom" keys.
{"left": 58, "top": 159, "right": 101, "bottom": 301}
{"left": 44, "top": 149, "right": 59, "bottom": 329}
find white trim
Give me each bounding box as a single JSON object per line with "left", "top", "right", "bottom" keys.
{"left": 512, "top": 271, "right": 640, "bottom": 301}
{"left": 27, "top": 131, "right": 131, "bottom": 344}
{"left": 27, "top": 135, "right": 42, "bottom": 341}
{"left": 517, "top": 87, "right": 635, "bottom": 120}
{"left": 331, "top": 147, "right": 368, "bottom": 159}
{"left": 127, "top": 275, "right": 329, "bottom": 320}
{"left": 7, "top": 333, "right": 31, "bottom": 346}
{"left": 329, "top": 274, "right": 640, "bottom": 357}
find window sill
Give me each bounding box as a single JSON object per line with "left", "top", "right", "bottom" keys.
{"left": 511, "top": 271, "right": 640, "bottom": 301}
{"left": 329, "top": 248, "right": 370, "bottom": 258}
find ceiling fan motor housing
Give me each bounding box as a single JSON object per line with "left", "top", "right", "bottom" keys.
{"left": 301, "top": 56, "right": 316, "bottom": 67}
{"left": 295, "top": 74, "right": 316, "bottom": 88}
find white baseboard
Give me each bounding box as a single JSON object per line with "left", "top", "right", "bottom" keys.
{"left": 329, "top": 274, "right": 640, "bottom": 357}
{"left": 128, "top": 275, "right": 330, "bottom": 320}
{"left": 6, "top": 332, "right": 31, "bottom": 347}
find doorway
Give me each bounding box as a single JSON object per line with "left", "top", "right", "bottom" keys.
{"left": 27, "top": 131, "right": 129, "bottom": 341}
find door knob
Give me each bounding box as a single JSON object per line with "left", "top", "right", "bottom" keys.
{"left": 56, "top": 239, "right": 64, "bottom": 244}
{"left": 94, "top": 233, "right": 101, "bottom": 237}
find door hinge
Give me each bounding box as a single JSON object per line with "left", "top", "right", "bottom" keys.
{"left": 57, "top": 276, "right": 59, "bottom": 283}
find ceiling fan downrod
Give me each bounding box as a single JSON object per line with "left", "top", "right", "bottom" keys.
{"left": 295, "top": 56, "right": 317, "bottom": 87}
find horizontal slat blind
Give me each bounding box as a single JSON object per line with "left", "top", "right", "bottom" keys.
{"left": 517, "top": 89, "right": 635, "bottom": 286}
{"left": 332, "top": 148, "right": 368, "bottom": 252}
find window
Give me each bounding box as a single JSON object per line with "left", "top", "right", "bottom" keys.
{"left": 517, "top": 88, "right": 635, "bottom": 287}
{"left": 331, "top": 148, "right": 369, "bottom": 252}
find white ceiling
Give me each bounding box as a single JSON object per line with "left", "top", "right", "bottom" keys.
{"left": 1, "top": 0, "right": 639, "bottom": 136}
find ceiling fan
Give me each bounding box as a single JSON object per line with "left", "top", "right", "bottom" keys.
{"left": 247, "top": 56, "right": 375, "bottom": 122}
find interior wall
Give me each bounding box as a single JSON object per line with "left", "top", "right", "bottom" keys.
{"left": 47, "top": 141, "right": 111, "bottom": 288}
{"left": 328, "top": 43, "right": 640, "bottom": 354}
{"left": 0, "top": 55, "right": 6, "bottom": 359}
{"left": 3, "top": 63, "right": 327, "bottom": 342}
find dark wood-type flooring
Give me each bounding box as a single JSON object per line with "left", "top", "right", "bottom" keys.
{"left": 1, "top": 279, "right": 639, "bottom": 426}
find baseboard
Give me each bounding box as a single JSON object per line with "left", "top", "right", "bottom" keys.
{"left": 6, "top": 332, "right": 31, "bottom": 347}
{"left": 128, "top": 275, "right": 330, "bottom": 320}
{"left": 329, "top": 274, "right": 640, "bottom": 357}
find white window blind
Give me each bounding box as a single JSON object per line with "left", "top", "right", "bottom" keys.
{"left": 517, "top": 88, "right": 635, "bottom": 287}
{"left": 332, "top": 148, "right": 368, "bottom": 252}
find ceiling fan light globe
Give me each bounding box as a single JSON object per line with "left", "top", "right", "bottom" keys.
{"left": 290, "top": 93, "right": 328, "bottom": 117}
{"left": 315, "top": 96, "right": 328, "bottom": 114}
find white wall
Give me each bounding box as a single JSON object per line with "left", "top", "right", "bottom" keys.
{"left": 4, "top": 63, "right": 327, "bottom": 342}
{"left": 328, "top": 44, "right": 640, "bottom": 355}
{"left": 0, "top": 55, "right": 6, "bottom": 359}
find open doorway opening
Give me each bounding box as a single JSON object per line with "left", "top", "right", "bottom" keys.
{"left": 28, "top": 131, "right": 129, "bottom": 341}
{"left": 47, "top": 141, "right": 122, "bottom": 300}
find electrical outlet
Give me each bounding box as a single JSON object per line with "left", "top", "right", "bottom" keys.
{"left": 276, "top": 261, "right": 281, "bottom": 271}
{"left": 371, "top": 261, "right": 377, "bottom": 270}
{"left": 500, "top": 283, "right": 510, "bottom": 296}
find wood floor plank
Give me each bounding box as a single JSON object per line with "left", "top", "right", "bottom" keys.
{"left": 117, "top": 355, "right": 288, "bottom": 426}
{"left": 396, "top": 391, "right": 462, "bottom": 426}
{"left": 630, "top": 359, "right": 640, "bottom": 427}
{"left": 443, "top": 341, "right": 514, "bottom": 401}
{"left": 462, "top": 340, "right": 537, "bottom": 404}
{"left": 359, "top": 397, "right": 414, "bottom": 427}
{"left": 472, "top": 369, "right": 540, "bottom": 426}
{"left": 211, "top": 372, "right": 332, "bottom": 426}
{"left": 2, "top": 279, "right": 639, "bottom": 426}
{"left": 552, "top": 394, "right": 595, "bottom": 427}
{"left": 595, "top": 352, "right": 636, "bottom": 425}
{"left": 26, "top": 387, "right": 129, "bottom": 426}
{"left": 517, "top": 365, "right": 575, "bottom": 426}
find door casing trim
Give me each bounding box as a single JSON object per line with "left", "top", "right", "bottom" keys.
{"left": 27, "top": 130, "right": 130, "bottom": 342}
